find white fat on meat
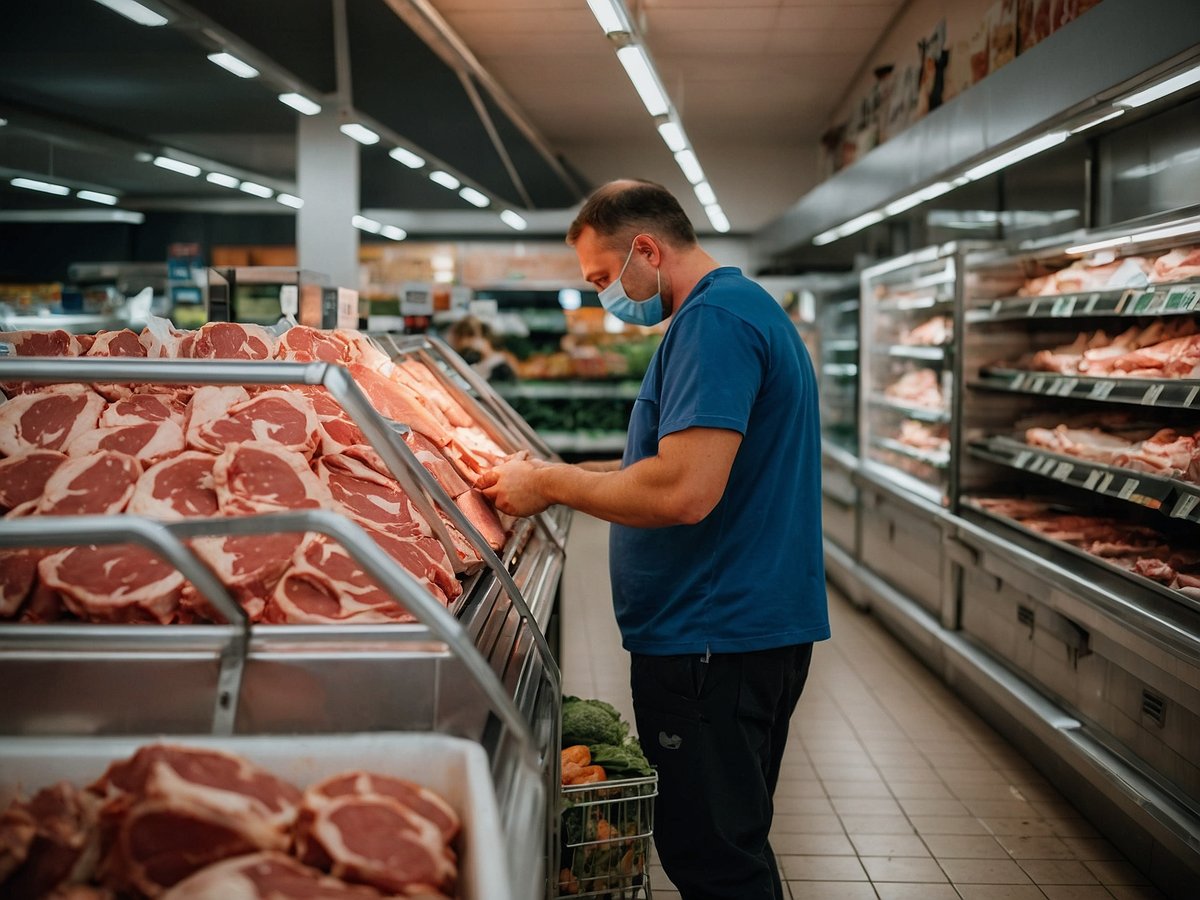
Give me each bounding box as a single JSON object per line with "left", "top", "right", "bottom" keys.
{"left": 85, "top": 328, "right": 147, "bottom": 358}
{"left": 186, "top": 322, "right": 277, "bottom": 360}
{"left": 102, "top": 393, "right": 185, "bottom": 428}
{"left": 190, "top": 389, "right": 321, "bottom": 458}
{"left": 0, "top": 386, "right": 105, "bottom": 456}
{"left": 184, "top": 386, "right": 251, "bottom": 446}
{"left": 316, "top": 450, "right": 428, "bottom": 538}
{"left": 39, "top": 543, "right": 183, "bottom": 624}
{"left": 160, "top": 852, "right": 389, "bottom": 900}
{"left": 128, "top": 452, "right": 220, "bottom": 520}
{"left": 213, "top": 442, "right": 332, "bottom": 516}
{"left": 275, "top": 326, "right": 350, "bottom": 364}
{"left": 37, "top": 452, "right": 142, "bottom": 516}
{"left": 0, "top": 448, "right": 67, "bottom": 512}
{"left": 190, "top": 532, "right": 305, "bottom": 622}
{"left": 65, "top": 419, "right": 185, "bottom": 463}
{"left": 300, "top": 772, "right": 460, "bottom": 845}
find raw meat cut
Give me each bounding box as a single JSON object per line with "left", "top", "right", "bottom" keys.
{"left": 85, "top": 330, "right": 147, "bottom": 358}
{"left": 0, "top": 781, "right": 100, "bottom": 900}
{"left": 276, "top": 326, "right": 349, "bottom": 364}
{"left": 393, "top": 359, "right": 474, "bottom": 428}
{"left": 0, "top": 329, "right": 81, "bottom": 358}
{"left": 316, "top": 450, "right": 428, "bottom": 538}
{"left": 266, "top": 566, "right": 419, "bottom": 625}
{"left": 0, "top": 547, "right": 43, "bottom": 619}
{"left": 0, "top": 386, "right": 105, "bottom": 456}
{"left": 39, "top": 543, "right": 184, "bottom": 624}
{"left": 101, "top": 394, "right": 184, "bottom": 428}
{"left": 281, "top": 386, "right": 368, "bottom": 456}
{"left": 1149, "top": 245, "right": 1200, "bottom": 283}
{"left": 403, "top": 431, "right": 469, "bottom": 498}
{"left": 1017, "top": 256, "right": 1151, "bottom": 296}
{"left": 299, "top": 772, "right": 459, "bottom": 845}
{"left": 895, "top": 420, "right": 949, "bottom": 454}
{"left": 189, "top": 390, "right": 321, "bottom": 458}
{"left": 92, "top": 744, "right": 301, "bottom": 896}
{"left": 128, "top": 453, "right": 219, "bottom": 520}
{"left": 190, "top": 532, "right": 305, "bottom": 622}
{"left": 185, "top": 322, "right": 275, "bottom": 360}
{"left": 213, "top": 442, "right": 331, "bottom": 517}
{"left": 160, "top": 852, "right": 387, "bottom": 900}
{"left": 183, "top": 386, "right": 250, "bottom": 447}
{"left": 884, "top": 368, "right": 943, "bottom": 410}
{"left": 65, "top": 420, "right": 185, "bottom": 463}
{"left": 347, "top": 364, "right": 451, "bottom": 447}
{"left": 37, "top": 452, "right": 141, "bottom": 516}
{"left": 138, "top": 323, "right": 185, "bottom": 359}
{"left": 900, "top": 316, "right": 952, "bottom": 347}
{"left": 293, "top": 793, "right": 455, "bottom": 896}
{"left": 0, "top": 449, "right": 67, "bottom": 512}
{"left": 454, "top": 489, "right": 505, "bottom": 550}
{"left": 1024, "top": 426, "right": 1133, "bottom": 464}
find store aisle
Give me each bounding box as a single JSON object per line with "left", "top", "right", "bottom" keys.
{"left": 559, "top": 513, "right": 1167, "bottom": 900}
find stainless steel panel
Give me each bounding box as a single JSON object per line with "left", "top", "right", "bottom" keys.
{"left": 858, "top": 484, "right": 946, "bottom": 616}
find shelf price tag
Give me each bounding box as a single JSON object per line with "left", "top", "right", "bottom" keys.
{"left": 1185, "top": 386, "right": 1200, "bottom": 408}
{"left": 1037, "top": 456, "right": 1057, "bottom": 475}
{"left": 1051, "top": 296, "right": 1077, "bottom": 317}
{"left": 1051, "top": 461, "right": 1074, "bottom": 481}
{"left": 1141, "top": 383, "right": 1165, "bottom": 406}
{"left": 1097, "top": 473, "right": 1115, "bottom": 494}
{"left": 1031, "top": 376, "right": 1047, "bottom": 393}
{"left": 1012, "top": 373, "right": 1028, "bottom": 390}
{"left": 1014, "top": 450, "right": 1033, "bottom": 469}
{"left": 1058, "top": 377, "right": 1079, "bottom": 396}
{"left": 1082, "top": 470, "right": 1102, "bottom": 491}
{"left": 1089, "top": 381, "right": 1115, "bottom": 400}
{"left": 1172, "top": 493, "right": 1200, "bottom": 520}
{"left": 1132, "top": 291, "right": 1156, "bottom": 313}
{"left": 1118, "top": 478, "right": 1139, "bottom": 500}
{"left": 1084, "top": 293, "right": 1101, "bottom": 314}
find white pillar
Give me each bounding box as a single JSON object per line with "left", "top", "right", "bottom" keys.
{"left": 297, "top": 108, "right": 358, "bottom": 290}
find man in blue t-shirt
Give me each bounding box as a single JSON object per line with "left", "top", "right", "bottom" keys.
{"left": 481, "top": 179, "right": 829, "bottom": 900}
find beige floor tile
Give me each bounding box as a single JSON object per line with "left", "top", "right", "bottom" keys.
{"left": 921, "top": 834, "right": 1009, "bottom": 859}
{"left": 939, "top": 858, "right": 1034, "bottom": 884}
{"left": 941, "top": 768, "right": 1020, "bottom": 786}
{"left": 1046, "top": 818, "right": 1101, "bottom": 839}
{"left": 878, "top": 766, "right": 944, "bottom": 783}
{"left": 839, "top": 814, "right": 916, "bottom": 835}
{"left": 909, "top": 815, "right": 992, "bottom": 836}
{"left": 780, "top": 854, "right": 869, "bottom": 881}
{"left": 1039, "top": 887, "right": 1118, "bottom": 900}
{"left": 1059, "top": 837, "right": 1123, "bottom": 861}
{"left": 778, "top": 795, "right": 838, "bottom": 815}
{"left": 1032, "top": 800, "right": 1084, "bottom": 819}
{"left": 1105, "top": 885, "right": 1167, "bottom": 899}
{"left": 823, "top": 779, "right": 896, "bottom": 798}
{"left": 860, "top": 856, "right": 948, "bottom": 883}
{"left": 997, "top": 834, "right": 1074, "bottom": 859}
{"left": 831, "top": 797, "right": 906, "bottom": 817}
{"left": 771, "top": 813, "right": 847, "bottom": 834}
{"left": 952, "top": 782, "right": 1039, "bottom": 801}
{"left": 979, "top": 817, "right": 1057, "bottom": 837}
{"left": 815, "top": 766, "right": 886, "bottom": 783}
{"left": 953, "top": 885, "right": 1047, "bottom": 899}
{"left": 770, "top": 832, "right": 856, "bottom": 856}
{"left": 1018, "top": 859, "right": 1101, "bottom": 884}
{"left": 873, "top": 884, "right": 960, "bottom": 900}
{"left": 888, "top": 781, "right": 953, "bottom": 799}
{"left": 849, "top": 833, "right": 931, "bottom": 858}
{"left": 964, "top": 800, "right": 1041, "bottom": 819}
{"left": 1082, "top": 859, "right": 1151, "bottom": 886}
{"left": 784, "top": 882, "right": 880, "bottom": 900}
{"left": 898, "top": 798, "right": 971, "bottom": 818}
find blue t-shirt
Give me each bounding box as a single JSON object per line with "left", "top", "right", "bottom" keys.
{"left": 610, "top": 267, "right": 829, "bottom": 655}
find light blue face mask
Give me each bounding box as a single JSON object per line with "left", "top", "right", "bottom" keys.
{"left": 598, "top": 240, "right": 665, "bottom": 326}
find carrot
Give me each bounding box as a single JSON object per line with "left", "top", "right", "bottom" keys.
{"left": 561, "top": 761, "right": 584, "bottom": 785}
{"left": 561, "top": 745, "right": 591, "bottom": 768}
{"left": 566, "top": 765, "right": 607, "bottom": 785}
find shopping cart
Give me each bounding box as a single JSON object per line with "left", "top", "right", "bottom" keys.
{"left": 557, "top": 772, "right": 658, "bottom": 899}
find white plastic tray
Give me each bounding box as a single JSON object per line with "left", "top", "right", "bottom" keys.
{"left": 0, "top": 732, "right": 511, "bottom": 900}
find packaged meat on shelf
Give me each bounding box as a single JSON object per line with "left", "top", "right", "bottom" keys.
{"left": 0, "top": 320, "right": 566, "bottom": 897}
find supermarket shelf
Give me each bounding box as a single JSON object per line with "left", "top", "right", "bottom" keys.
{"left": 823, "top": 338, "right": 859, "bottom": 351}
{"left": 539, "top": 431, "right": 627, "bottom": 454}
{"left": 875, "top": 293, "right": 953, "bottom": 313}
{"left": 880, "top": 344, "right": 948, "bottom": 361}
{"left": 969, "top": 435, "right": 1200, "bottom": 523}
{"left": 859, "top": 459, "right": 947, "bottom": 508}
{"left": 974, "top": 367, "right": 1200, "bottom": 410}
{"left": 968, "top": 280, "right": 1200, "bottom": 324}
{"left": 874, "top": 436, "right": 950, "bottom": 470}
{"left": 823, "top": 363, "right": 858, "bottom": 377}
{"left": 868, "top": 393, "right": 951, "bottom": 423}
{"left": 493, "top": 381, "right": 641, "bottom": 401}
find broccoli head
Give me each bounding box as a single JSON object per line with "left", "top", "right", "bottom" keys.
{"left": 562, "top": 696, "right": 628, "bottom": 747}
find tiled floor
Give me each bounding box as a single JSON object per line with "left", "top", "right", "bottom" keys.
{"left": 558, "top": 514, "right": 1167, "bottom": 900}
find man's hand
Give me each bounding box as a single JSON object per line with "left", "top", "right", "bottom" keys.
{"left": 479, "top": 458, "right": 553, "bottom": 517}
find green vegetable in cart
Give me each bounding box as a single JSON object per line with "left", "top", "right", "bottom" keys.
{"left": 562, "top": 695, "right": 628, "bottom": 747}
{"left": 588, "top": 738, "right": 652, "bottom": 779}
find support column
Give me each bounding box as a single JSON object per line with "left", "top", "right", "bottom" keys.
{"left": 297, "top": 108, "right": 358, "bottom": 290}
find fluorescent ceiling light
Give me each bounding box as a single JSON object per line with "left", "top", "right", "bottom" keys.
{"left": 276, "top": 193, "right": 303, "bottom": 209}
{"left": 153, "top": 156, "right": 201, "bottom": 177}
{"left": 1065, "top": 236, "right": 1131, "bottom": 255}
{"left": 459, "top": 187, "right": 489, "bottom": 208}
{"left": 429, "top": 170, "right": 461, "bottom": 190}
{"left": 705, "top": 204, "right": 731, "bottom": 234}
{"left": 500, "top": 210, "right": 528, "bottom": 231}
{"left": 389, "top": 147, "right": 425, "bottom": 169}
{"left": 278, "top": 93, "right": 321, "bottom": 116}
{"left": 1131, "top": 220, "right": 1200, "bottom": 243}
{"left": 657, "top": 121, "right": 687, "bottom": 153}
{"left": 205, "top": 172, "right": 240, "bottom": 188}
{"left": 586, "top": 0, "right": 631, "bottom": 34}
{"left": 883, "top": 180, "right": 958, "bottom": 216}
{"left": 134, "top": 151, "right": 154, "bottom": 162}
{"left": 813, "top": 228, "right": 840, "bottom": 246}
{"left": 0, "top": 118, "right": 7, "bottom": 127}
{"left": 558, "top": 289, "right": 582, "bottom": 311}
{"left": 77, "top": 190, "right": 118, "bottom": 205}
{"left": 207, "top": 52, "right": 259, "bottom": 79}
{"left": 1065, "top": 220, "right": 1200, "bottom": 255}
{"left": 339, "top": 123, "right": 380, "bottom": 145}
{"left": 839, "top": 209, "right": 884, "bottom": 237}
{"left": 1069, "top": 108, "right": 1125, "bottom": 134}
{"left": 1118, "top": 63, "right": 1200, "bottom": 108}
{"left": 616, "top": 45, "right": 669, "bottom": 117}
{"left": 963, "top": 131, "right": 1069, "bottom": 181}
{"left": 381, "top": 225, "right": 407, "bottom": 241}
{"left": 674, "top": 149, "right": 704, "bottom": 185}
{"left": 694, "top": 181, "right": 716, "bottom": 206}
{"left": 352, "top": 215, "right": 382, "bottom": 234}
{"left": 92, "top": 0, "right": 167, "bottom": 27}
{"left": 11, "top": 177, "right": 70, "bottom": 196}
{"left": 238, "top": 181, "right": 273, "bottom": 198}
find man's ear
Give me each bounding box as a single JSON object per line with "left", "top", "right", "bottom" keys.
{"left": 634, "top": 234, "right": 663, "bottom": 265}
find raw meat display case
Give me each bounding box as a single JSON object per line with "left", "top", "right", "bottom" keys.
{"left": 0, "top": 332, "right": 572, "bottom": 899}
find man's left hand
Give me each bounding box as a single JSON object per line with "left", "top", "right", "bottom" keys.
{"left": 479, "top": 458, "right": 552, "bottom": 517}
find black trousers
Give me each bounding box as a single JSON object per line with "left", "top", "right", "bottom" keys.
{"left": 630, "top": 643, "right": 814, "bottom": 900}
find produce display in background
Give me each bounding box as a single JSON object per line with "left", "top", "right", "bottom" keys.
{"left": 0, "top": 743, "right": 461, "bottom": 899}
{"left": 557, "top": 697, "right": 654, "bottom": 899}
{"left": 0, "top": 323, "right": 517, "bottom": 626}
{"left": 515, "top": 333, "right": 660, "bottom": 382}
{"left": 506, "top": 396, "right": 634, "bottom": 436}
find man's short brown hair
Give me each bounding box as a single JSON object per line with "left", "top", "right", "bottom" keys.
{"left": 567, "top": 179, "right": 697, "bottom": 250}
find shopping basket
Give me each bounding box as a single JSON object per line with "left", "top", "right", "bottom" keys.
{"left": 557, "top": 772, "right": 658, "bottom": 899}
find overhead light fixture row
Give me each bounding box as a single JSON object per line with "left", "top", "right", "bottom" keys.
{"left": 429, "top": 171, "right": 461, "bottom": 190}
{"left": 238, "top": 181, "right": 273, "bottom": 198}
{"left": 616, "top": 45, "right": 669, "bottom": 117}
{"left": 340, "top": 123, "right": 380, "bottom": 145}
{"left": 11, "top": 177, "right": 71, "bottom": 196}
{"left": 352, "top": 215, "right": 382, "bottom": 234}
{"left": 586, "top": 0, "right": 631, "bottom": 35}
{"left": 278, "top": 93, "right": 321, "bottom": 116}
{"left": 92, "top": 0, "right": 167, "bottom": 27}
{"left": 206, "top": 172, "right": 240, "bottom": 188}
{"left": 389, "top": 147, "right": 425, "bottom": 169}
{"left": 207, "top": 52, "right": 259, "bottom": 79}
{"left": 500, "top": 210, "right": 528, "bottom": 231}
{"left": 1118, "top": 62, "right": 1200, "bottom": 109}
{"left": 276, "top": 193, "right": 303, "bottom": 209}
{"left": 381, "top": 225, "right": 407, "bottom": 241}
{"left": 458, "top": 187, "right": 489, "bottom": 208}
{"left": 77, "top": 190, "right": 118, "bottom": 205}
{"left": 153, "top": 156, "right": 201, "bottom": 177}
{"left": 705, "top": 204, "right": 731, "bottom": 234}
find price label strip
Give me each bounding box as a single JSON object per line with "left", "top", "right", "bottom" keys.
{"left": 1141, "top": 383, "right": 1165, "bottom": 406}
{"left": 1118, "top": 478, "right": 1140, "bottom": 501}
{"left": 1089, "top": 381, "right": 1115, "bottom": 401}
{"left": 1172, "top": 493, "right": 1200, "bottom": 520}
{"left": 1051, "top": 461, "right": 1074, "bottom": 481}
{"left": 1082, "top": 469, "right": 1102, "bottom": 491}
